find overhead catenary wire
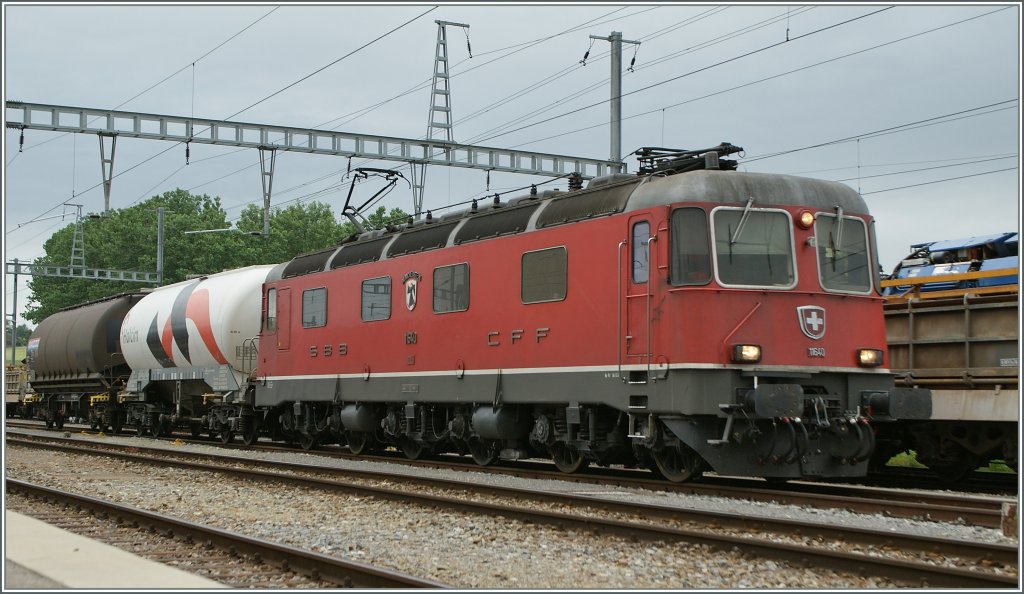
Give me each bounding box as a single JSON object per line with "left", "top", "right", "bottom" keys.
{"left": 861, "top": 167, "right": 1017, "bottom": 195}
{"left": 470, "top": 6, "right": 895, "bottom": 145}
{"left": 220, "top": 6, "right": 437, "bottom": 123}
{"left": 8, "top": 6, "right": 281, "bottom": 231}
{"left": 741, "top": 100, "right": 1018, "bottom": 164}
{"left": 8, "top": 6, "right": 433, "bottom": 239}
{"left": 503, "top": 5, "right": 1014, "bottom": 151}
{"left": 312, "top": 5, "right": 648, "bottom": 132}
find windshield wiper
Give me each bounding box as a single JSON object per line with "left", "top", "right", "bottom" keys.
{"left": 830, "top": 205, "right": 844, "bottom": 270}
{"left": 730, "top": 197, "right": 755, "bottom": 245}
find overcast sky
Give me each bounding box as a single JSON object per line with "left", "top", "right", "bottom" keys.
{"left": 3, "top": 2, "right": 1021, "bottom": 329}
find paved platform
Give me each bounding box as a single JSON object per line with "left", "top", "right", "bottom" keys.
{"left": 4, "top": 510, "right": 227, "bottom": 589}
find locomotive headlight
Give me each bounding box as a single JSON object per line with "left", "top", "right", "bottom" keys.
{"left": 857, "top": 349, "right": 884, "bottom": 367}
{"left": 797, "top": 210, "right": 814, "bottom": 229}
{"left": 732, "top": 344, "right": 762, "bottom": 363}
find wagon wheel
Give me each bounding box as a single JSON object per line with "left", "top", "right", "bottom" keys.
{"left": 652, "top": 442, "right": 704, "bottom": 483}
{"left": 55, "top": 416, "right": 65, "bottom": 430}
{"left": 929, "top": 452, "right": 981, "bottom": 483}
{"left": 241, "top": 419, "right": 260, "bottom": 447}
{"left": 549, "top": 442, "right": 589, "bottom": 474}
{"left": 136, "top": 422, "right": 149, "bottom": 437}
{"left": 111, "top": 416, "right": 122, "bottom": 435}
{"left": 399, "top": 436, "right": 425, "bottom": 460}
{"left": 298, "top": 433, "right": 318, "bottom": 451}
{"left": 45, "top": 419, "right": 54, "bottom": 429}
{"left": 467, "top": 438, "right": 497, "bottom": 466}
{"left": 155, "top": 418, "right": 172, "bottom": 438}
{"left": 190, "top": 423, "right": 203, "bottom": 438}
{"left": 348, "top": 431, "right": 371, "bottom": 455}
{"left": 220, "top": 428, "right": 234, "bottom": 445}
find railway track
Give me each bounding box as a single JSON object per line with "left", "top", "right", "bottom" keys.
{"left": 7, "top": 433, "right": 1018, "bottom": 588}
{"left": 5, "top": 479, "right": 448, "bottom": 588}
{"left": 8, "top": 421, "right": 1014, "bottom": 529}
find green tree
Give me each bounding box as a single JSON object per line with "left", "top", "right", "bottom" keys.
{"left": 24, "top": 189, "right": 245, "bottom": 323}
{"left": 236, "top": 200, "right": 346, "bottom": 264}
{"left": 24, "top": 189, "right": 409, "bottom": 323}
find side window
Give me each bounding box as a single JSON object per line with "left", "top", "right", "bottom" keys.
{"left": 632, "top": 221, "right": 650, "bottom": 283}
{"left": 361, "top": 276, "right": 391, "bottom": 321}
{"left": 265, "top": 288, "right": 277, "bottom": 332}
{"left": 522, "top": 247, "right": 567, "bottom": 304}
{"left": 302, "top": 287, "right": 327, "bottom": 328}
{"left": 670, "top": 208, "right": 711, "bottom": 286}
{"left": 434, "top": 263, "right": 469, "bottom": 313}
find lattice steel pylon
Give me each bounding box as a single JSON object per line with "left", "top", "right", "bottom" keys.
{"left": 410, "top": 20, "right": 470, "bottom": 218}
{"left": 68, "top": 203, "right": 85, "bottom": 270}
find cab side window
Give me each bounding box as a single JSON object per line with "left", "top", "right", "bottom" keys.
{"left": 632, "top": 221, "right": 650, "bottom": 283}
{"left": 670, "top": 208, "right": 711, "bottom": 285}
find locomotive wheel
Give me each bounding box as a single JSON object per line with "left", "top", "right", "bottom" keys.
{"left": 467, "top": 438, "right": 497, "bottom": 466}
{"left": 399, "top": 437, "right": 425, "bottom": 460}
{"left": 241, "top": 421, "right": 259, "bottom": 447}
{"left": 220, "top": 429, "right": 234, "bottom": 445}
{"left": 298, "top": 433, "right": 318, "bottom": 451}
{"left": 652, "top": 443, "right": 703, "bottom": 483}
{"left": 550, "top": 443, "right": 589, "bottom": 474}
{"left": 348, "top": 432, "right": 370, "bottom": 455}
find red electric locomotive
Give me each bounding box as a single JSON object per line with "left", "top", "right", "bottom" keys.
{"left": 248, "top": 144, "right": 930, "bottom": 481}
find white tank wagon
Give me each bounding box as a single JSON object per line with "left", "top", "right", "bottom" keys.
{"left": 119, "top": 265, "right": 275, "bottom": 437}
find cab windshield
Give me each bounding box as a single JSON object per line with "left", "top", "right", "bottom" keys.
{"left": 712, "top": 207, "right": 795, "bottom": 288}
{"left": 814, "top": 214, "right": 872, "bottom": 293}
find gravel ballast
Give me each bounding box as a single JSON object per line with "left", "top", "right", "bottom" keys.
{"left": 4, "top": 429, "right": 1017, "bottom": 588}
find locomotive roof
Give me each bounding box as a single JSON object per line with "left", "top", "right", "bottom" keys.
{"left": 627, "top": 169, "right": 868, "bottom": 214}
{"left": 271, "top": 168, "right": 869, "bottom": 282}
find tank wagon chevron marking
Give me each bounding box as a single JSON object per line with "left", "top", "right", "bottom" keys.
{"left": 146, "top": 316, "right": 174, "bottom": 368}
{"left": 170, "top": 280, "right": 201, "bottom": 364}
{"left": 185, "top": 289, "right": 229, "bottom": 366}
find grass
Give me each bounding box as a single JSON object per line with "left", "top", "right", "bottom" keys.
{"left": 886, "top": 450, "right": 928, "bottom": 468}
{"left": 4, "top": 346, "right": 26, "bottom": 366}
{"left": 887, "top": 450, "right": 1017, "bottom": 474}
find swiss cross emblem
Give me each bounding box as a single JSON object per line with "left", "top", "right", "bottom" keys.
{"left": 403, "top": 271, "right": 421, "bottom": 311}
{"left": 797, "top": 306, "right": 826, "bottom": 340}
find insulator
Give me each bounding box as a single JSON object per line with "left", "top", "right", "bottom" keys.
{"left": 426, "top": 210, "right": 433, "bottom": 220}
{"left": 19, "top": 129, "right": 24, "bottom": 152}
{"left": 530, "top": 184, "right": 537, "bottom": 196}
{"left": 471, "top": 199, "right": 478, "bottom": 211}
{"left": 493, "top": 195, "right": 500, "bottom": 206}
{"left": 185, "top": 142, "right": 190, "bottom": 165}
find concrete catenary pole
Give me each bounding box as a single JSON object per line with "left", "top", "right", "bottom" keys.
{"left": 156, "top": 207, "right": 164, "bottom": 286}
{"left": 589, "top": 31, "right": 640, "bottom": 165}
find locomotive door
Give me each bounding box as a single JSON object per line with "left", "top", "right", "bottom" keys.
{"left": 622, "top": 215, "right": 653, "bottom": 379}
{"left": 275, "top": 288, "right": 292, "bottom": 351}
